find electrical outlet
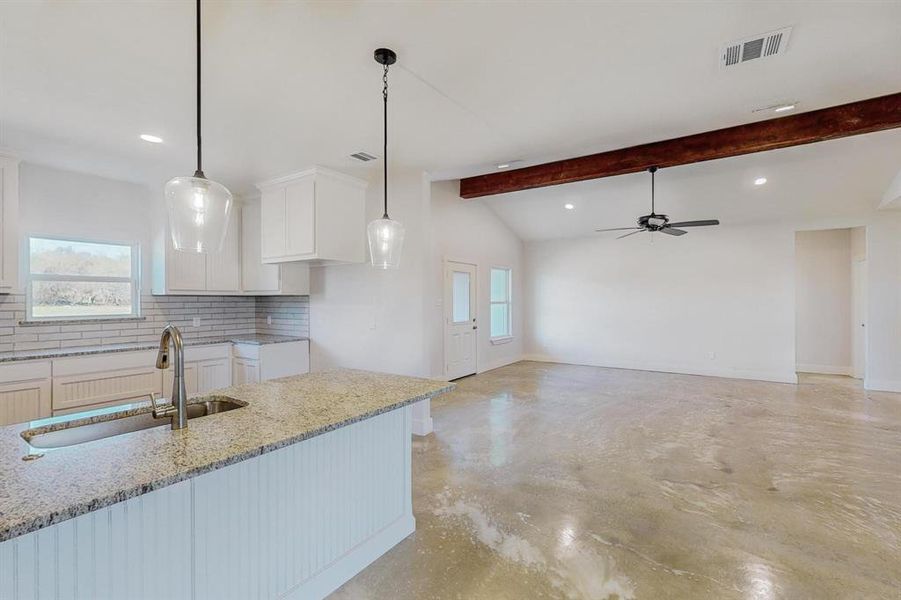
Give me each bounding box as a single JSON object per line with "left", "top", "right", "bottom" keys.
{"left": 192, "top": 317, "right": 201, "bottom": 327}
{"left": 708, "top": 351, "right": 717, "bottom": 360}
{"left": 267, "top": 315, "right": 272, "bottom": 325}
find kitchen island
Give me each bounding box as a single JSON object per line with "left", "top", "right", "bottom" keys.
{"left": 0, "top": 369, "right": 453, "bottom": 599}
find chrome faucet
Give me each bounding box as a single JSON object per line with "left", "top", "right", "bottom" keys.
{"left": 150, "top": 324, "right": 188, "bottom": 430}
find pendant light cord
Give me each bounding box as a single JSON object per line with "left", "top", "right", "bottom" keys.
{"left": 650, "top": 166, "right": 656, "bottom": 214}
{"left": 194, "top": 0, "right": 204, "bottom": 179}
{"left": 382, "top": 63, "right": 389, "bottom": 219}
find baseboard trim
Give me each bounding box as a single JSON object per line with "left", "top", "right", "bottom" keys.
{"left": 864, "top": 379, "right": 901, "bottom": 393}
{"left": 521, "top": 354, "right": 798, "bottom": 385}
{"left": 478, "top": 355, "right": 523, "bottom": 375}
{"left": 796, "top": 363, "right": 853, "bottom": 376}
{"left": 283, "top": 514, "right": 416, "bottom": 600}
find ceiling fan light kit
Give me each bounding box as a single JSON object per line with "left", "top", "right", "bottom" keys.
{"left": 595, "top": 166, "right": 720, "bottom": 239}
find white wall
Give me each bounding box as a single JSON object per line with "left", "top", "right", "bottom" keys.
{"left": 310, "top": 175, "right": 525, "bottom": 381}
{"left": 18, "top": 163, "right": 156, "bottom": 287}
{"left": 794, "top": 229, "right": 852, "bottom": 374}
{"left": 427, "top": 180, "right": 524, "bottom": 376}
{"left": 524, "top": 224, "right": 798, "bottom": 383}
{"left": 309, "top": 168, "right": 431, "bottom": 378}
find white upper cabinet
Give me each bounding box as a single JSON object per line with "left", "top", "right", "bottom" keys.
{"left": 206, "top": 211, "right": 242, "bottom": 291}
{"left": 153, "top": 205, "right": 242, "bottom": 295}
{"left": 241, "top": 199, "right": 309, "bottom": 295}
{"left": 257, "top": 167, "right": 367, "bottom": 265}
{"left": 0, "top": 154, "right": 20, "bottom": 293}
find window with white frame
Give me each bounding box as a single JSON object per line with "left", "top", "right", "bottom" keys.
{"left": 26, "top": 236, "right": 140, "bottom": 320}
{"left": 489, "top": 267, "right": 512, "bottom": 340}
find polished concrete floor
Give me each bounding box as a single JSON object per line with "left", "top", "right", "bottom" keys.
{"left": 332, "top": 362, "right": 901, "bottom": 599}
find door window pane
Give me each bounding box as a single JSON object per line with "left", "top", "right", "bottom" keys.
{"left": 452, "top": 271, "right": 471, "bottom": 323}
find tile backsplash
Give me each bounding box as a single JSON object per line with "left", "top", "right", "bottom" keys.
{"left": 255, "top": 296, "right": 309, "bottom": 337}
{"left": 0, "top": 294, "right": 310, "bottom": 353}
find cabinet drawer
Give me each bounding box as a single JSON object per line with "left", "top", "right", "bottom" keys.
{"left": 52, "top": 350, "right": 158, "bottom": 377}
{"left": 232, "top": 343, "right": 260, "bottom": 360}
{"left": 0, "top": 360, "right": 51, "bottom": 383}
{"left": 184, "top": 343, "right": 231, "bottom": 362}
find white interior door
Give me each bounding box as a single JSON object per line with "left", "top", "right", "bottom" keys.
{"left": 444, "top": 261, "right": 477, "bottom": 380}
{"left": 852, "top": 258, "right": 867, "bottom": 379}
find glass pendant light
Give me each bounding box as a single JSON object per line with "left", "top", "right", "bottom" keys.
{"left": 164, "top": 0, "right": 232, "bottom": 253}
{"left": 367, "top": 48, "right": 405, "bottom": 269}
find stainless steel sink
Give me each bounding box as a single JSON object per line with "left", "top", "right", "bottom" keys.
{"left": 23, "top": 398, "right": 246, "bottom": 450}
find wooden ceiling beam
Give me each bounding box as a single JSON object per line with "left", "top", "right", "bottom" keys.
{"left": 459, "top": 92, "right": 901, "bottom": 199}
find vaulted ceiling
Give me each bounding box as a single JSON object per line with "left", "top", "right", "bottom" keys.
{"left": 2, "top": 0, "right": 899, "bottom": 200}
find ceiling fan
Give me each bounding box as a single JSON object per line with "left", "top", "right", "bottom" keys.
{"left": 595, "top": 166, "right": 720, "bottom": 239}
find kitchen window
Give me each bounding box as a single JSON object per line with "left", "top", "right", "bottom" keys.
{"left": 26, "top": 236, "right": 140, "bottom": 320}
{"left": 489, "top": 267, "right": 512, "bottom": 342}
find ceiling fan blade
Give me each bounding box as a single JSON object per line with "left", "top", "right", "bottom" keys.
{"left": 617, "top": 229, "right": 645, "bottom": 239}
{"left": 667, "top": 219, "right": 720, "bottom": 227}
{"left": 659, "top": 227, "right": 687, "bottom": 236}
{"left": 595, "top": 227, "right": 641, "bottom": 232}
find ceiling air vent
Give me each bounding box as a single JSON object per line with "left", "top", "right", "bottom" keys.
{"left": 720, "top": 27, "right": 792, "bottom": 68}
{"left": 350, "top": 151, "right": 377, "bottom": 162}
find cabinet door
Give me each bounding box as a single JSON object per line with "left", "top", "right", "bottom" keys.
{"left": 196, "top": 358, "right": 230, "bottom": 394}
{"left": 241, "top": 202, "right": 280, "bottom": 292}
{"left": 161, "top": 363, "right": 199, "bottom": 400}
{"left": 168, "top": 246, "right": 207, "bottom": 292}
{"left": 260, "top": 187, "right": 287, "bottom": 260}
{"left": 232, "top": 358, "right": 260, "bottom": 385}
{"left": 0, "top": 378, "right": 51, "bottom": 425}
{"left": 206, "top": 209, "right": 241, "bottom": 292}
{"left": 285, "top": 179, "right": 315, "bottom": 256}
{"left": 52, "top": 367, "right": 162, "bottom": 413}
{"left": 0, "top": 157, "right": 19, "bottom": 292}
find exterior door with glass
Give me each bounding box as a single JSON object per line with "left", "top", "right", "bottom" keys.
{"left": 445, "top": 261, "right": 477, "bottom": 380}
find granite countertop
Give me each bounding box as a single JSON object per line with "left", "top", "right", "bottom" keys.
{"left": 0, "top": 369, "right": 453, "bottom": 542}
{"left": 0, "top": 334, "right": 309, "bottom": 363}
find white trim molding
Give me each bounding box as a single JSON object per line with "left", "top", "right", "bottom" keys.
{"left": 796, "top": 363, "right": 854, "bottom": 376}
{"left": 522, "top": 355, "right": 799, "bottom": 385}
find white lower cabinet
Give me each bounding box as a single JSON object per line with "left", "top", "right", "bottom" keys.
{"left": 232, "top": 357, "right": 261, "bottom": 385}
{"left": 0, "top": 342, "right": 301, "bottom": 425}
{"left": 51, "top": 350, "right": 161, "bottom": 415}
{"left": 162, "top": 362, "right": 200, "bottom": 398}
{"left": 233, "top": 340, "right": 309, "bottom": 383}
{"left": 161, "top": 344, "right": 231, "bottom": 398}
{"left": 196, "top": 358, "right": 231, "bottom": 394}
{"left": 0, "top": 361, "right": 52, "bottom": 425}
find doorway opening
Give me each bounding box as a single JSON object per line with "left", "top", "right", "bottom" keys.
{"left": 794, "top": 227, "right": 866, "bottom": 379}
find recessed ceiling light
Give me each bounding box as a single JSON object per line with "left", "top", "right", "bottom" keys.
{"left": 754, "top": 177, "right": 768, "bottom": 186}
{"left": 496, "top": 163, "right": 510, "bottom": 169}
{"left": 773, "top": 104, "right": 796, "bottom": 113}
{"left": 564, "top": 203, "right": 575, "bottom": 210}
{"left": 140, "top": 134, "right": 163, "bottom": 143}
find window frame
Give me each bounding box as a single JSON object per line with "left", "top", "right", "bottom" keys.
{"left": 25, "top": 234, "right": 141, "bottom": 322}
{"left": 489, "top": 266, "right": 513, "bottom": 343}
